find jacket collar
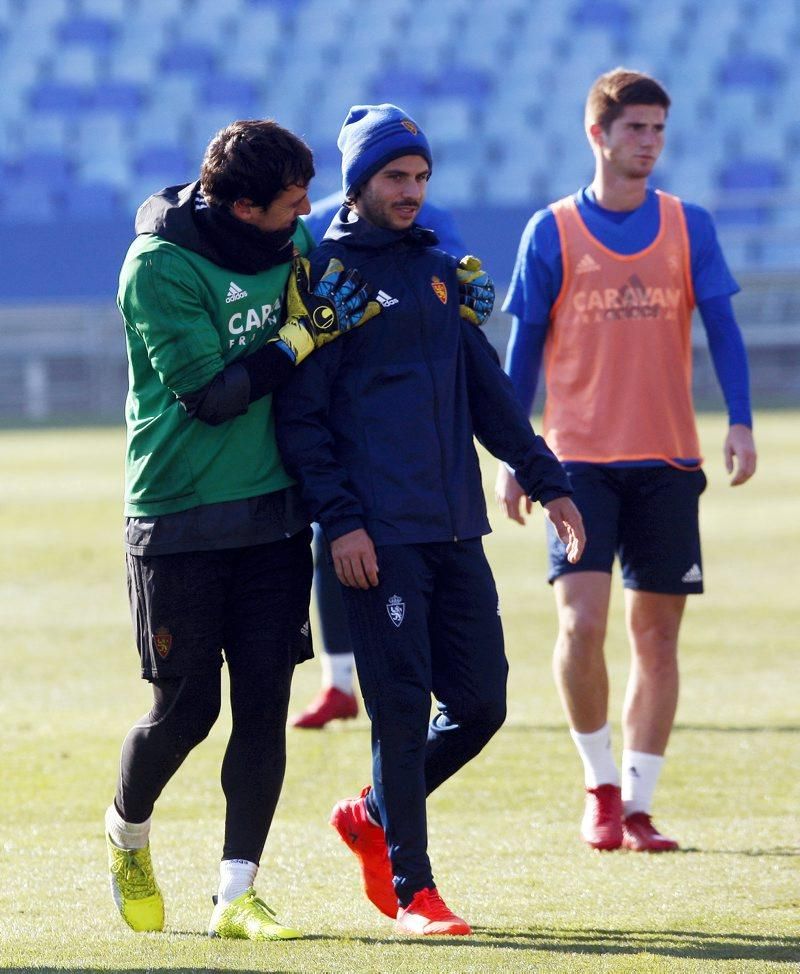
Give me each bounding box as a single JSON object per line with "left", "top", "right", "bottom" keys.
{"left": 324, "top": 205, "right": 439, "bottom": 251}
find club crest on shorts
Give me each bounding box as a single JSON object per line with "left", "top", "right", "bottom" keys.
{"left": 386, "top": 594, "right": 405, "bottom": 628}
{"left": 154, "top": 627, "right": 173, "bottom": 659}
{"left": 431, "top": 276, "right": 447, "bottom": 304}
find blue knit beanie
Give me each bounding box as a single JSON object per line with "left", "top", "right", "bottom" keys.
{"left": 338, "top": 103, "right": 432, "bottom": 197}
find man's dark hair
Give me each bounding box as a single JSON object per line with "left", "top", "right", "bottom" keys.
{"left": 200, "top": 119, "right": 315, "bottom": 209}
{"left": 585, "top": 68, "right": 671, "bottom": 132}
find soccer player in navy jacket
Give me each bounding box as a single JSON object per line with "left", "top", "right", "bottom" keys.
{"left": 275, "top": 104, "right": 585, "bottom": 935}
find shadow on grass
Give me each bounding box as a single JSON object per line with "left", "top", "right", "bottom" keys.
{"left": 5, "top": 928, "right": 800, "bottom": 969}
{"left": 469, "top": 927, "right": 800, "bottom": 962}
{"left": 679, "top": 845, "right": 800, "bottom": 857}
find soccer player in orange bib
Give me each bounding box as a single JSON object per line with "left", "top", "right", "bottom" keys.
{"left": 496, "top": 68, "right": 757, "bottom": 852}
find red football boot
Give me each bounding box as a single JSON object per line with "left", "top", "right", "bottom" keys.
{"left": 580, "top": 783, "right": 623, "bottom": 850}
{"left": 395, "top": 887, "right": 472, "bottom": 936}
{"left": 291, "top": 686, "right": 358, "bottom": 728}
{"left": 622, "top": 812, "right": 679, "bottom": 852}
{"left": 330, "top": 786, "right": 397, "bottom": 918}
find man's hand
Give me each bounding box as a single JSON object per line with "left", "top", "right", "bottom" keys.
{"left": 456, "top": 255, "right": 495, "bottom": 326}
{"left": 724, "top": 423, "right": 757, "bottom": 486}
{"left": 273, "top": 256, "right": 381, "bottom": 364}
{"left": 542, "top": 496, "right": 586, "bottom": 564}
{"left": 495, "top": 463, "right": 532, "bottom": 524}
{"left": 330, "top": 528, "right": 379, "bottom": 589}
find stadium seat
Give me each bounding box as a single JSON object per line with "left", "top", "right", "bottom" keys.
{"left": 15, "top": 151, "right": 73, "bottom": 190}
{"left": 713, "top": 204, "right": 772, "bottom": 228}
{"left": 429, "top": 66, "right": 492, "bottom": 99}
{"left": 57, "top": 16, "right": 118, "bottom": 51}
{"left": 0, "top": 179, "right": 59, "bottom": 223}
{"left": 132, "top": 145, "right": 193, "bottom": 181}
{"left": 718, "top": 53, "right": 785, "bottom": 89}
{"left": 570, "top": 0, "right": 633, "bottom": 35}
{"left": 245, "top": 0, "right": 296, "bottom": 13}
{"left": 369, "top": 68, "right": 430, "bottom": 103}
{"left": 87, "top": 82, "right": 146, "bottom": 115}
{"left": 132, "top": 0, "right": 185, "bottom": 19}
{"left": 79, "top": 0, "right": 127, "bottom": 16}
{"left": 717, "top": 157, "right": 787, "bottom": 191}
{"left": 159, "top": 42, "right": 218, "bottom": 77}
{"left": 60, "top": 181, "right": 125, "bottom": 220}
{"left": 78, "top": 154, "right": 130, "bottom": 190}
{"left": 29, "top": 82, "right": 87, "bottom": 118}
{"left": 16, "top": 115, "right": 72, "bottom": 154}
{"left": 198, "top": 76, "right": 261, "bottom": 114}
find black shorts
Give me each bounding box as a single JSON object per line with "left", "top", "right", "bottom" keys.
{"left": 547, "top": 464, "right": 707, "bottom": 594}
{"left": 126, "top": 528, "right": 313, "bottom": 680}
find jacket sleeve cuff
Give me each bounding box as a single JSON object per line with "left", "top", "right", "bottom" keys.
{"left": 537, "top": 486, "right": 573, "bottom": 507}
{"left": 323, "top": 516, "right": 367, "bottom": 544}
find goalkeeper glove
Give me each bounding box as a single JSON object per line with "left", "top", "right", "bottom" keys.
{"left": 456, "top": 255, "right": 495, "bottom": 326}
{"left": 271, "top": 256, "right": 381, "bottom": 364}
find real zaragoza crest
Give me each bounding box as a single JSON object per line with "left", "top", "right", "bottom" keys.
{"left": 431, "top": 276, "right": 447, "bottom": 303}
{"left": 386, "top": 594, "right": 405, "bottom": 628}
{"left": 154, "top": 627, "right": 173, "bottom": 659}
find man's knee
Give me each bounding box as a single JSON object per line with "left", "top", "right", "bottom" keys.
{"left": 557, "top": 606, "right": 607, "bottom": 660}
{"left": 450, "top": 691, "right": 507, "bottom": 740}
{"left": 150, "top": 673, "right": 221, "bottom": 751}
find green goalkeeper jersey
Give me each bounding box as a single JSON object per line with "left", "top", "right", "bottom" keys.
{"left": 118, "top": 219, "right": 314, "bottom": 517}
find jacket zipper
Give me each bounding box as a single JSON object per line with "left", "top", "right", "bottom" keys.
{"left": 403, "top": 253, "right": 458, "bottom": 540}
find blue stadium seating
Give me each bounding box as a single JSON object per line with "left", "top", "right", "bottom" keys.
{"left": 717, "top": 158, "right": 787, "bottom": 191}
{"left": 1, "top": 0, "right": 799, "bottom": 284}
{"left": 61, "top": 181, "right": 125, "bottom": 220}
{"left": 718, "top": 54, "right": 785, "bottom": 90}
{"left": 57, "top": 15, "right": 118, "bottom": 51}
{"left": 198, "top": 76, "right": 261, "bottom": 114}
{"left": 28, "top": 82, "right": 87, "bottom": 117}
{"left": 15, "top": 150, "right": 73, "bottom": 190}
{"left": 88, "top": 82, "right": 146, "bottom": 114}
{"left": 159, "top": 42, "right": 219, "bottom": 77}
{"left": 132, "top": 144, "right": 193, "bottom": 181}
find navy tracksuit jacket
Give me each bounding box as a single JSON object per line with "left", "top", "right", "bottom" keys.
{"left": 275, "top": 208, "right": 572, "bottom": 905}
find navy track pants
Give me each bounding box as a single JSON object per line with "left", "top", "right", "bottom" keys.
{"left": 341, "top": 538, "right": 508, "bottom": 906}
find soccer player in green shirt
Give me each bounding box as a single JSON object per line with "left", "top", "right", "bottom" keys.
{"left": 105, "top": 119, "right": 377, "bottom": 940}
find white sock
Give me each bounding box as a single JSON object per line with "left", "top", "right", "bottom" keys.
{"left": 218, "top": 858, "right": 258, "bottom": 904}
{"left": 105, "top": 803, "right": 151, "bottom": 850}
{"left": 570, "top": 723, "right": 620, "bottom": 789}
{"left": 622, "top": 749, "right": 664, "bottom": 816}
{"left": 322, "top": 652, "right": 355, "bottom": 693}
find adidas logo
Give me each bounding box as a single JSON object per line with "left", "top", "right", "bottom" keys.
{"left": 376, "top": 289, "right": 398, "bottom": 308}
{"left": 575, "top": 253, "right": 601, "bottom": 274}
{"left": 225, "top": 281, "right": 248, "bottom": 303}
{"left": 681, "top": 563, "right": 703, "bottom": 583}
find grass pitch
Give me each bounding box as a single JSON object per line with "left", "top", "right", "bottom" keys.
{"left": 0, "top": 412, "right": 798, "bottom": 973}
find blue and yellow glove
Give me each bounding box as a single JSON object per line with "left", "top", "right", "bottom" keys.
{"left": 456, "top": 255, "right": 495, "bottom": 326}
{"left": 272, "top": 256, "right": 381, "bottom": 364}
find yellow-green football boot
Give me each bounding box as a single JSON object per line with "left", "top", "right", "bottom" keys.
{"left": 106, "top": 834, "right": 164, "bottom": 932}
{"left": 208, "top": 887, "right": 302, "bottom": 940}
